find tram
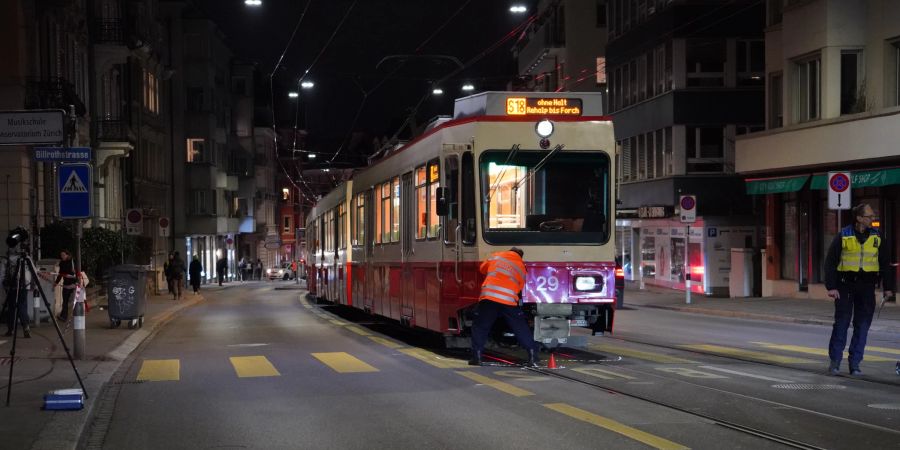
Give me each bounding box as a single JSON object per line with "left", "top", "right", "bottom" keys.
{"left": 306, "top": 91, "right": 616, "bottom": 347}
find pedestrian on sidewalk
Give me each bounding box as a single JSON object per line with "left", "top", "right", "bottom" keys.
{"left": 163, "top": 252, "right": 175, "bottom": 296}
{"left": 825, "top": 203, "right": 895, "bottom": 376}
{"left": 170, "top": 251, "right": 186, "bottom": 300}
{"left": 216, "top": 256, "right": 227, "bottom": 286}
{"left": 189, "top": 255, "right": 203, "bottom": 294}
{"left": 468, "top": 247, "right": 539, "bottom": 367}
{"left": 238, "top": 257, "right": 247, "bottom": 282}
{"left": 53, "top": 250, "right": 78, "bottom": 322}
{"left": 256, "top": 259, "right": 263, "bottom": 280}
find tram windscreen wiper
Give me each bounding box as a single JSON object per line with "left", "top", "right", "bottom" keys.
{"left": 486, "top": 144, "right": 520, "bottom": 204}
{"left": 512, "top": 144, "right": 564, "bottom": 192}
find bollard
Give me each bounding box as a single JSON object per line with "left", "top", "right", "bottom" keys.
{"left": 73, "top": 297, "right": 85, "bottom": 360}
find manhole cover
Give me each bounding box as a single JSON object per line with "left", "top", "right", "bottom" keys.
{"left": 771, "top": 384, "right": 846, "bottom": 390}
{"left": 868, "top": 403, "right": 900, "bottom": 410}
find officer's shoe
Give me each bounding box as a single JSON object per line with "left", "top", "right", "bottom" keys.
{"left": 526, "top": 348, "right": 541, "bottom": 368}
{"left": 828, "top": 360, "right": 840, "bottom": 375}
{"left": 849, "top": 367, "right": 863, "bottom": 377}
{"left": 468, "top": 350, "right": 482, "bottom": 366}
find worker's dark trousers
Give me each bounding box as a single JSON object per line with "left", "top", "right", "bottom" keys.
{"left": 471, "top": 300, "right": 536, "bottom": 353}
{"left": 828, "top": 280, "right": 876, "bottom": 369}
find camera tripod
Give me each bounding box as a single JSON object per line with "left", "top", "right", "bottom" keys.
{"left": 4, "top": 250, "right": 87, "bottom": 406}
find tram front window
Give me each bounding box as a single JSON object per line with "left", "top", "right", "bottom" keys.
{"left": 480, "top": 150, "right": 611, "bottom": 245}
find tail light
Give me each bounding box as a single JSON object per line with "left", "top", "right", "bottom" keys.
{"left": 615, "top": 267, "right": 624, "bottom": 278}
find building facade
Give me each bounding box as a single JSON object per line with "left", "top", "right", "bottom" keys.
{"left": 736, "top": 0, "right": 900, "bottom": 298}
{"left": 608, "top": 0, "right": 766, "bottom": 296}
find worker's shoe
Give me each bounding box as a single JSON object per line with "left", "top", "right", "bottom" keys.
{"left": 828, "top": 361, "right": 840, "bottom": 375}
{"left": 849, "top": 367, "right": 863, "bottom": 377}
{"left": 526, "top": 348, "right": 541, "bottom": 368}
{"left": 468, "top": 350, "right": 482, "bottom": 366}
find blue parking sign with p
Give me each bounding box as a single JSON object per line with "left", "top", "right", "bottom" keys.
{"left": 58, "top": 163, "right": 92, "bottom": 219}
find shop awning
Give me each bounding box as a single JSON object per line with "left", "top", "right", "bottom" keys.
{"left": 810, "top": 167, "right": 900, "bottom": 189}
{"left": 745, "top": 174, "right": 809, "bottom": 195}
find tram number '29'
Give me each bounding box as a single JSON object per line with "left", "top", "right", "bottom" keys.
{"left": 535, "top": 276, "right": 560, "bottom": 292}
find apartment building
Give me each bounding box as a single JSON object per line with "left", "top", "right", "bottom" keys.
{"left": 608, "top": 0, "right": 765, "bottom": 295}
{"left": 736, "top": 0, "right": 900, "bottom": 298}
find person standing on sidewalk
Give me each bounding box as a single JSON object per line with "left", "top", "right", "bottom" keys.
{"left": 825, "top": 203, "right": 895, "bottom": 376}
{"left": 54, "top": 250, "right": 78, "bottom": 322}
{"left": 163, "top": 252, "right": 175, "bottom": 296}
{"left": 216, "top": 256, "right": 227, "bottom": 286}
{"left": 469, "top": 247, "right": 539, "bottom": 367}
{"left": 189, "top": 255, "right": 203, "bottom": 294}
{"left": 169, "top": 251, "right": 186, "bottom": 300}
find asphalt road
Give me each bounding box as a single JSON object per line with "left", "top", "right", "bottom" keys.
{"left": 88, "top": 283, "right": 900, "bottom": 449}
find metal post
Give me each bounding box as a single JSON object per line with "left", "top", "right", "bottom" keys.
{"left": 685, "top": 225, "right": 691, "bottom": 305}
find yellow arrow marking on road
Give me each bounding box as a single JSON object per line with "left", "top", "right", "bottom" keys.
{"left": 751, "top": 342, "right": 896, "bottom": 362}
{"left": 230, "top": 356, "right": 281, "bottom": 378}
{"left": 312, "top": 352, "right": 379, "bottom": 373}
{"left": 545, "top": 403, "right": 689, "bottom": 450}
{"left": 137, "top": 359, "right": 180, "bottom": 382}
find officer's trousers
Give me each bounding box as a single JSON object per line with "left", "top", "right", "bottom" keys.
{"left": 471, "top": 300, "right": 536, "bottom": 353}
{"left": 828, "top": 280, "right": 876, "bottom": 368}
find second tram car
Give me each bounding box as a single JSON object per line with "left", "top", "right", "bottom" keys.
{"left": 306, "top": 92, "right": 616, "bottom": 347}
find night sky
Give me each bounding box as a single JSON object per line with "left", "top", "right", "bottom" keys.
{"left": 194, "top": 0, "right": 535, "bottom": 166}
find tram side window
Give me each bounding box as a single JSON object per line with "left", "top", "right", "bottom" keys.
{"left": 381, "top": 181, "right": 392, "bottom": 243}
{"left": 375, "top": 187, "right": 383, "bottom": 244}
{"left": 461, "top": 152, "right": 476, "bottom": 245}
{"left": 415, "top": 166, "right": 427, "bottom": 240}
{"left": 428, "top": 160, "right": 440, "bottom": 239}
{"left": 392, "top": 177, "right": 400, "bottom": 242}
{"left": 338, "top": 203, "right": 346, "bottom": 250}
{"left": 354, "top": 193, "right": 365, "bottom": 246}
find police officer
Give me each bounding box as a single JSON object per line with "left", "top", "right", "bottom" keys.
{"left": 824, "top": 203, "right": 895, "bottom": 376}
{"left": 469, "top": 247, "right": 539, "bottom": 367}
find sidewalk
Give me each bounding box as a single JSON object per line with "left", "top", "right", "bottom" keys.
{"left": 0, "top": 283, "right": 226, "bottom": 450}
{"left": 623, "top": 281, "right": 900, "bottom": 334}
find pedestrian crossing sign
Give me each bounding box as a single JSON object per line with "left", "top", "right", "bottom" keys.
{"left": 58, "top": 163, "right": 92, "bottom": 219}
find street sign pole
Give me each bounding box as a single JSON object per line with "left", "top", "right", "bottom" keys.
{"left": 679, "top": 195, "right": 697, "bottom": 304}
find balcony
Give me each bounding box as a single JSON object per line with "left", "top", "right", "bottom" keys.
{"left": 96, "top": 119, "right": 131, "bottom": 142}
{"left": 25, "top": 77, "right": 87, "bottom": 116}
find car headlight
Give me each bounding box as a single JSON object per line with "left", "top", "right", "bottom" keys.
{"left": 267, "top": 269, "right": 272, "bottom": 274}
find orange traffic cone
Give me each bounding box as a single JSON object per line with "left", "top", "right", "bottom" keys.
{"left": 547, "top": 353, "right": 558, "bottom": 369}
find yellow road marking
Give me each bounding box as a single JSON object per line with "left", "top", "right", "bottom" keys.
{"left": 867, "top": 346, "right": 900, "bottom": 356}
{"left": 137, "top": 359, "right": 180, "bottom": 382}
{"left": 345, "top": 326, "right": 372, "bottom": 336}
{"left": 312, "top": 352, "right": 379, "bottom": 373}
{"left": 368, "top": 336, "right": 404, "bottom": 349}
{"left": 682, "top": 344, "right": 814, "bottom": 364}
{"left": 545, "top": 403, "right": 689, "bottom": 450}
{"left": 752, "top": 342, "right": 896, "bottom": 362}
{"left": 328, "top": 319, "right": 347, "bottom": 326}
{"left": 572, "top": 367, "right": 635, "bottom": 380}
{"left": 590, "top": 343, "right": 697, "bottom": 364}
{"left": 399, "top": 348, "right": 470, "bottom": 369}
{"left": 457, "top": 371, "right": 534, "bottom": 397}
{"left": 229, "top": 356, "right": 281, "bottom": 378}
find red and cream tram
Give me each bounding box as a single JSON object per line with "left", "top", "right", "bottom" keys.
{"left": 306, "top": 92, "right": 616, "bottom": 347}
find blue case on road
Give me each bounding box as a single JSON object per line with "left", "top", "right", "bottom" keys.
{"left": 43, "top": 389, "right": 84, "bottom": 411}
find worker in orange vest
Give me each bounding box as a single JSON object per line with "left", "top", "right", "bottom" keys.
{"left": 469, "top": 247, "right": 539, "bottom": 367}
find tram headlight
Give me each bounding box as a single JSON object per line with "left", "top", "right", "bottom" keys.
{"left": 574, "top": 275, "right": 603, "bottom": 292}
{"left": 535, "top": 119, "right": 554, "bottom": 138}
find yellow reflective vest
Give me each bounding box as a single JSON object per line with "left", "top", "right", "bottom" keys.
{"left": 836, "top": 226, "right": 881, "bottom": 272}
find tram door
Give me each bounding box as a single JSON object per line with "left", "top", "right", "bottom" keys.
{"left": 400, "top": 172, "right": 415, "bottom": 322}
{"left": 441, "top": 145, "right": 478, "bottom": 328}
{"left": 364, "top": 189, "right": 375, "bottom": 312}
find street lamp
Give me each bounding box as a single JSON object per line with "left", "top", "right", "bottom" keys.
{"left": 301, "top": 81, "right": 314, "bottom": 89}
{"left": 461, "top": 83, "right": 475, "bottom": 92}
{"left": 288, "top": 91, "right": 299, "bottom": 98}
{"left": 432, "top": 87, "right": 444, "bottom": 95}
{"left": 509, "top": 5, "right": 527, "bottom": 13}
{"left": 308, "top": 152, "right": 316, "bottom": 159}
{"left": 244, "top": 0, "right": 262, "bottom": 6}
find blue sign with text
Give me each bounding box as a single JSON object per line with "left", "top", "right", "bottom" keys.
{"left": 34, "top": 147, "right": 92, "bottom": 162}
{"left": 58, "top": 164, "right": 91, "bottom": 219}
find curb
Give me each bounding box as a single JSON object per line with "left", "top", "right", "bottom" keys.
{"left": 630, "top": 302, "right": 900, "bottom": 333}
{"left": 29, "top": 295, "right": 204, "bottom": 450}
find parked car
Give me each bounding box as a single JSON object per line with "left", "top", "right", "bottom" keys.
{"left": 266, "top": 263, "right": 295, "bottom": 281}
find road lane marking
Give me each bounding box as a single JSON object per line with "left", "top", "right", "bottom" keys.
{"left": 312, "top": 352, "right": 379, "bottom": 373}
{"left": 137, "top": 359, "right": 180, "bottom": 382}
{"left": 345, "top": 326, "right": 372, "bottom": 336}
{"left": 589, "top": 343, "right": 697, "bottom": 364}
{"left": 230, "top": 356, "right": 281, "bottom": 378}
{"left": 867, "top": 346, "right": 900, "bottom": 356}
{"left": 655, "top": 367, "right": 727, "bottom": 379}
{"left": 457, "top": 371, "right": 534, "bottom": 397}
{"left": 681, "top": 344, "right": 814, "bottom": 364}
{"left": 571, "top": 367, "right": 635, "bottom": 380}
{"left": 399, "top": 348, "right": 469, "bottom": 369}
{"left": 367, "top": 336, "right": 404, "bottom": 349}
{"left": 491, "top": 370, "right": 550, "bottom": 381}
{"left": 699, "top": 365, "right": 795, "bottom": 383}
{"left": 227, "top": 343, "right": 270, "bottom": 348}
{"left": 328, "top": 319, "right": 347, "bottom": 326}
{"left": 751, "top": 342, "right": 895, "bottom": 362}
{"left": 544, "top": 403, "right": 689, "bottom": 450}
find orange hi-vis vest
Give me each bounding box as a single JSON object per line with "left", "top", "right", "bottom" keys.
{"left": 479, "top": 251, "right": 527, "bottom": 306}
